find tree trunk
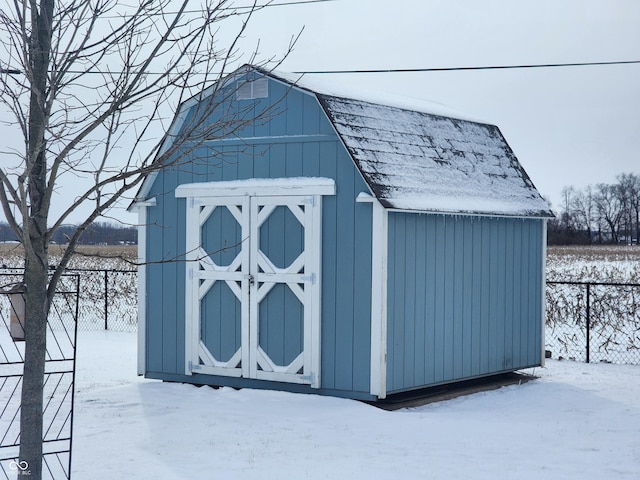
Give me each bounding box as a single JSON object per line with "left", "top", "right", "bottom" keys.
{"left": 18, "top": 3, "right": 54, "bottom": 477}
{"left": 19, "top": 150, "right": 50, "bottom": 478}
{"left": 19, "top": 255, "right": 48, "bottom": 480}
{"left": 18, "top": 134, "right": 50, "bottom": 480}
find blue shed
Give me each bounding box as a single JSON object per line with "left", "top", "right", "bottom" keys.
{"left": 132, "top": 65, "right": 554, "bottom": 400}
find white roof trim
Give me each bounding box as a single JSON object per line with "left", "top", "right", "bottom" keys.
{"left": 356, "top": 192, "right": 375, "bottom": 203}
{"left": 175, "top": 177, "right": 336, "bottom": 198}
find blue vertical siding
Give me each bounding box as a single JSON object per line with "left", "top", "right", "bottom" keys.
{"left": 353, "top": 200, "right": 372, "bottom": 392}
{"left": 386, "top": 213, "right": 544, "bottom": 394}
{"left": 145, "top": 201, "right": 164, "bottom": 373}
{"left": 144, "top": 75, "right": 373, "bottom": 395}
{"left": 333, "top": 146, "right": 356, "bottom": 391}
{"left": 200, "top": 205, "right": 242, "bottom": 363}
{"left": 144, "top": 158, "right": 193, "bottom": 375}
{"left": 260, "top": 205, "right": 304, "bottom": 268}
{"left": 258, "top": 204, "right": 305, "bottom": 367}
{"left": 319, "top": 141, "right": 338, "bottom": 389}
{"left": 259, "top": 284, "right": 304, "bottom": 366}
{"left": 201, "top": 282, "right": 241, "bottom": 362}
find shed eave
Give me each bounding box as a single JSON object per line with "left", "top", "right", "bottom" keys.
{"left": 381, "top": 204, "right": 555, "bottom": 220}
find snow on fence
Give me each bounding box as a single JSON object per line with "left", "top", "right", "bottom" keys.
{"left": 546, "top": 281, "right": 640, "bottom": 365}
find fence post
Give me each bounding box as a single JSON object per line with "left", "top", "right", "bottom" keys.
{"left": 585, "top": 283, "right": 590, "bottom": 364}
{"left": 104, "top": 269, "right": 109, "bottom": 330}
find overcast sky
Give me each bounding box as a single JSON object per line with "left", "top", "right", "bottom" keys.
{"left": 245, "top": 0, "right": 640, "bottom": 213}
{"left": 2, "top": 0, "right": 639, "bottom": 224}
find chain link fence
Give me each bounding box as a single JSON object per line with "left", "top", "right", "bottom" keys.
{"left": 71, "top": 268, "right": 137, "bottom": 331}
{"left": 0, "top": 268, "right": 137, "bottom": 332}
{"left": 546, "top": 281, "right": 640, "bottom": 365}
{"left": 3, "top": 267, "right": 640, "bottom": 363}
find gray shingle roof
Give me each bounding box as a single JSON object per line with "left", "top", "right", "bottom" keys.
{"left": 316, "top": 94, "right": 553, "bottom": 218}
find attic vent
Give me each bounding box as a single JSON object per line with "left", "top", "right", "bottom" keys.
{"left": 236, "top": 78, "right": 268, "bottom": 100}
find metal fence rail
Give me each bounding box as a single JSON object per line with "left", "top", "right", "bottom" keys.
{"left": 0, "top": 273, "right": 79, "bottom": 480}
{"left": 546, "top": 281, "right": 640, "bottom": 365}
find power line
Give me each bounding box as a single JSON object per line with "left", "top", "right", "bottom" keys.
{"left": 171, "top": 0, "right": 337, "bottom": 11}
{"left": 295, "top": 59, "right": 640, "bottom": 74}
{"left": 26, "top": 59, "right": 640, "bottom": 77}
{"left": 0, "top": 0, "right": 336, "bottom": 28}
{"left": 227, "top": 0, "right": 336, "bottom": 8}
{"left": 4, "top": 59, "right": 639, "bottom": 78}
{"left": 6, "top": 58, "right": 640, "bottom": 75}
{"left": 159, "top": 0, "right": 338, "bottom": 13}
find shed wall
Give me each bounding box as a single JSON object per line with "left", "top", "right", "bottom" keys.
{"left": 143, "top": 76, "right": 373, "bottom": 396}
{"left": 386, "top": 213, "right": 543, "bottom": 393}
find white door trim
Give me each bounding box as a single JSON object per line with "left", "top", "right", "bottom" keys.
{"left": 183, "top": 195, "right": 250, "bottom": 378}
{"left": 177, "top": 177, "right": 335, "bottom": 388}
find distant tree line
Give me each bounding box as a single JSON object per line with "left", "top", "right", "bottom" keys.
{"left": 548, "top": 173, "right": 640, "bottom": 245}
{"left": 0, "top": 221, "right": 137, "bottom": 245}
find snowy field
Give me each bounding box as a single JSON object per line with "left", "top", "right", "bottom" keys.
{"left": 547, "top": 245, "right": 640, "bottom": 282}
{"left": 72, "top": 332, "right": 640, "bottom": 479}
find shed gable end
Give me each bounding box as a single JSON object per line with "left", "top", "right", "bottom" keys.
{"left": 141, "top": 68, "right": 375, "bottom": 396}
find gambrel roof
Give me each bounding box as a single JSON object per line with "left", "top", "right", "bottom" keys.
{"left": 263, "top": 67, "right": 553, "bottom": 218}
{"left": 135, "top": 65, "right": 553, "bottom": 218}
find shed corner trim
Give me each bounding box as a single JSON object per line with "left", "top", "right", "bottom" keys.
{"left": 135, "top": 201, "right": 154, "bottom": 376}
{"left": 369, "top": 198, "right": 388, "bottom": 399}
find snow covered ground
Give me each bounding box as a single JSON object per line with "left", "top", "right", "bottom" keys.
{"left": 72, "top": 332, "right": 640, "bottom": 479}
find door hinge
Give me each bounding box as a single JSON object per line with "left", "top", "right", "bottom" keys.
{"left": 301, "top": 372, "right": 315, "bottom": 383}
{"left": 189, "top": 361, "right": 202, "bottom": 371}
{"left": 301, "top": 272, "right": 316, "bottom": 285}
{"left": 302, "top": 196, "right": 316, "bottom": 206}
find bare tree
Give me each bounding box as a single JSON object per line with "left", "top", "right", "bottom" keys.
{"left": 631, "top": 174, "right": 640, "bottom": 243}
{"left": 594, "top": 183, "right": 623, "bottom": 243}
{"left": 559, "top": 186, "right": 578, "bottom": 230}
{"left": 0, "top": 1, "right": 296, "bottom": 477}
{"left": 616, "top": 173, "right": 640, "bottom": 244}
{"left": 570, "top": 185, "right": 596, "bottom": 242}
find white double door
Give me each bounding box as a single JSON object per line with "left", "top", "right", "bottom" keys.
{"left": 180, "top": 180, "right": 330, "bottom": 388}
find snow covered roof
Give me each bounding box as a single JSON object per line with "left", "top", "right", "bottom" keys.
{"left": 264, "top": 68, "right": 553, "bottom": 218}
{"left": 267, "top": 69, "right": 486, "bottom": 124}
{"left": 318, "top": 95, "right": 553, "bottom": 217}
